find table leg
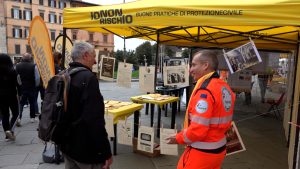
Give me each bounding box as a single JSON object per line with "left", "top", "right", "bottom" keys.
{"left": 157, "top": 106, "right": 161, "bottom": 138}
{"left": 171, "top": 101, "right": 177, "bottom": 129}
{"left": 150, "top": 104, "right": 154, "bottom": 127}
{"left": 134, "top": 110, "right": 140, "bottom": 138}
{"left": 145, "top": 103, "right": 149, "bottom": 115}
{"left": 113, "top": 124, "right": 117, "bottom": 155}
{"left": 165, "top": 104, "right": 168, "bottom": 117}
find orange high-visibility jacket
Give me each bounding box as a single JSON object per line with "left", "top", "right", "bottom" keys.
{"left": 176, "top": 72, "right": 235, "bottom": 150}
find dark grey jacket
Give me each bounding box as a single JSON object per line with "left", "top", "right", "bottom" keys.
{"left": 60, "top": 62, "right": 112, "bottom": 164}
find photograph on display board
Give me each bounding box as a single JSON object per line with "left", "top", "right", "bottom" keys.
{"left": 163, "top": 65, "right": 189, "bottom": 87}
{"left": 139, "top": 66, "right": 155, "bottom": 93}
{"left": 100, "top": 56, "right": 115, "bottom": 81}
{"left": 224, "top": 41, "right": 262, "bottom": 74}
{"left": 117, "top": 62, "right": 133, "bottom": 88}
{"left": 226, "top": 122, "right": 246, "bottom": 156}
{"left": 137, "top": 126, "right": 154, "bottom": 153}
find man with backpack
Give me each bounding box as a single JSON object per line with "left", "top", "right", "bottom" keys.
{"left": 59, "top": 41, "right": 112, "bottom": 169}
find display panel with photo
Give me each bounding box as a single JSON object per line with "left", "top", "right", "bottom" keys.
{"left": 163, "top": 65, "right": 189, "bottom": 87}
{"left": 226, "top": 122, "right": 246, "bottom": 156}
{"left": 224, "top": 41, "right": 262, "bottom": 74}
{"left": 139, "top": 66, "right": 155, "bottom": 93}
{"left": 100, "top": 56, "right": 115, "bottom": 81}
{"left": 117, "top": 62, "right": 132, "bottom": 88}
{"left": 137, "top": 126, "right": 154, "bottom": 153}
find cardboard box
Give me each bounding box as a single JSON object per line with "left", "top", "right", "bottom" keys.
{"left": 133, "top": 138, "right": 160, "bottom": 158}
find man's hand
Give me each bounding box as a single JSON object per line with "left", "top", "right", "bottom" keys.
{"left": 102, "top": 157, "right": 112, "bottom": 169}
{"left": 165, "top": 133, "right": 178, "bottom": 144}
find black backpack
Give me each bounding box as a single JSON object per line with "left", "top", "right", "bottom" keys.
{"left": 38, "top": 67, "right": 87, "bottom": 144}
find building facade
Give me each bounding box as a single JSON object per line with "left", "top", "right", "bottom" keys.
{"left": 1, "top": 0, "right": 114, "bottom": 62}
{"left": 70, "top": 0, "right": 114, "bottom": 53}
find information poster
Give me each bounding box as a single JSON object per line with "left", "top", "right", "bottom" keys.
{"left": 160, "top": 128, "right": 178, "bottom": 155}
{"left": 117, "top": 62, "right": 132, "bottom": 88}
{"left": 117, "top": 120, "right": 133, "bottom": 146}
{"left": 139, "top": 66, "right": 155, "bottom": 93}
{"left": 137, "top": 126, "right": 154, "bottom": 153}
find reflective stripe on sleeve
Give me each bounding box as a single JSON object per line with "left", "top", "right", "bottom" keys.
{"left": 189, "top": 114, "right": 210, "bottom": 126}
{"left": 190, "top": 137, "right": 226, "bottom": 150}
{"left": 183, "top": 129, "right": 192, "bottom": 144}
{"left": 210, "top": 115, "right": 233, "bottom": 125}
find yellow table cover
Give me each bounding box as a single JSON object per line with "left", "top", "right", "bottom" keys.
{"left": 105, "top": 100, "right": 144, "bottom": 124}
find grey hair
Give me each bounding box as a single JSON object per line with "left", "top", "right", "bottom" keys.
{"left": 193, "top": 50, "right": 219, "bottom": 71}
{"left": 71, "top": 41, "right": 94, "bottom": 61}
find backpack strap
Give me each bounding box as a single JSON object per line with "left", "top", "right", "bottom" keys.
{"left": 63, "top": 67, "right": 88, "bottom": 112}
{"left": 196, "top": 72, "right": 220, "bottom": 103}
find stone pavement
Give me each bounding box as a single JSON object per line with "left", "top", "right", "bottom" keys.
{"left": 0, "top": 81, "right": 288, "bottom": 169}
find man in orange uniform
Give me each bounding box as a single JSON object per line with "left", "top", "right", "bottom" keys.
{"left": 166, "top": 50, "right": 235, "bottom": 169}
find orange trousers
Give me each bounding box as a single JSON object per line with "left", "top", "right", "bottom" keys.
{"left": 177, "top": 147, "right": 226, "bottom": 169}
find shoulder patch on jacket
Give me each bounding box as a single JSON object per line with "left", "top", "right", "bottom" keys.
{"left": 196, "top": 100, "right": 208, "bottom": 114}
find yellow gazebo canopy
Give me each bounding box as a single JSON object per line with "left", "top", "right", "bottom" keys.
{"left": 63, "top": 0, "right": 300, "bottom": 50}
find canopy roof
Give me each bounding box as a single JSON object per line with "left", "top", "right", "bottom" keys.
{"left": 63, "top": 0, "right": 300, "bottom": 50}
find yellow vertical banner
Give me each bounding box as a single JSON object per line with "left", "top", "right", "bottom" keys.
{"left": 54, "top": 35, "right": 73, "bottom": 68}
{"left": 28, "top": 16, "right": 55, "bottom": 88}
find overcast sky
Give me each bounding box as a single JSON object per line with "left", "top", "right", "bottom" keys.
{"left": 82, "top": 0, "right": 152, "bottom": 51}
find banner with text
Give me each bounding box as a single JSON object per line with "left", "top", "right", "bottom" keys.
{"left": 28, "top": 16, "right": 55, "bottom": 88}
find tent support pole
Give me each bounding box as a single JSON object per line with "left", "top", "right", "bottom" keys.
{"left": 123, "top": 37, "right": 126, "bottom": 59}
{"left": 292, "top": 32, "right": 300, "bottom": 169}
{"left": 186, "top": 47, "right": 194, "bottom": 105}
{"left": 61, "top": 28, "right": 67, "bottom": 69}
{"left": 154, "top": 33, "right": 160, "bottom": 92}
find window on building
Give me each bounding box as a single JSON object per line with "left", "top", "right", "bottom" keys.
{"left": 12, "top": 27, "right": 22, "bottom": 38}
{"left": 89, "top": 33, "right": 94, "bottom": 42}
{"left": 50, "top": 30, "right": 56, "bottom": 41}
{"left": 26, "top": 45, "right": 31, "bottom": 53}
{"left": 72, "top": 31, "right": 77, "bottom": 40}
{"left": 11, "top": 8, "right": 22, "bottom": 19}
{"left": 59, "top": 15, "right": 63, "bottom": 24}
{"left": 48, "top": 0, "right": 56, "bottom": 8}
{"left": 103, "top": 34, "right": 108, "bottom": 43}
{"left": 15, "top": 45, "right": 21, "bottom": 54}
{"left": 24, "top": 27, "right": 29, "bottom": 38}
{"left": 39, "top": 0, "right": 44, "bottom": 5}
{"left": 23, "top": 0, "right": 31, "bottom": 4}
{"left": 49, "top": 13, "right": 56, "bottom": 23}
{"left": 23, "top": 10, "right": 32, "bottom": 20}
{"left": 58, "top": 1, "right": 66, "bottom": 9}
{"left": 39, "top": 11, "right": 44, "bottom": 20}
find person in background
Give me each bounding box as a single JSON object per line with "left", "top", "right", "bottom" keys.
{"left": 53, "top": 51, "right": 62, "bottom": 74}
{"left": 16, "top": 53, "right": 37, "bottom": 125}
{"left": 166, "top": 50, "right": 236, "bottom": 169}
{"left": 258, "top": 74, "right": 269, "bottom": 103}
{"left": 0, "top": 53, "right": 20, "bottom": 141}
{"left": 60, "top": 41, "right": 112, "bottom": 169}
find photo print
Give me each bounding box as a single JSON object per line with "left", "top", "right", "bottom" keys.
{"left": 100, "top": 56, "right": 115, "bottom": 81}
{"left": 163, "top": 65, "right": 189, "bottom": 87}
{"left": 117, "top": 62, "right": 133, "bottom": 88}
{"left": 139, "top": 66, "right": 155, "bottom": 93}
{"left": 226, "top": 122, "right": 246, "bottom": 156}
{"left": 224, "top": 41, "right": 262, "bottom": 74}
